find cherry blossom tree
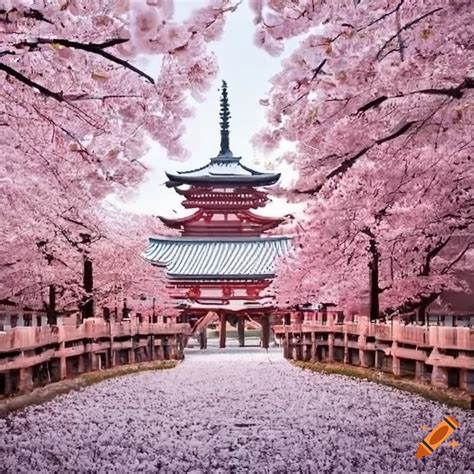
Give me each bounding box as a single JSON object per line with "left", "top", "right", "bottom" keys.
{"left": 0, "top": 176, "right": 173, "bottom": 320}
{"left": 0, "top": 0, "right": 239, "bottom": 318}
{"left": 274, "top": 153, "right": 473, "bottom": 318}
{"left": 253, "top": 0, "right": 474, "bottom": 318}
{"left": 1, "top": 0, "right": 236, "bottom": 166}
{"left": 91, "top": 208, "right": 174, "bottom": 321}
{"left": 2, "top": 0, "right": 472, "bottom": 321}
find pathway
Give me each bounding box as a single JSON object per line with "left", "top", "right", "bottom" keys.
{"left": 1, "top": 347, "right": 472, "bottom": 472}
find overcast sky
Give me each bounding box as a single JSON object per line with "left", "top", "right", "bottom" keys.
{"left": 113, "top": 1, "right": 301, "bottom": 219}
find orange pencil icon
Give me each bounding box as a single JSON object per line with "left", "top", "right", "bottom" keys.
{"left": 416, "top": 415, "right": 459, "bottom": 459}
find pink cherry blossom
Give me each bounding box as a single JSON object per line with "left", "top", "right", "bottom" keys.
{"left": 253, "top": 0, "right": 473, "bottom": 314}
{"left": 0, "top": 1, "right": 237, "bottom": 311}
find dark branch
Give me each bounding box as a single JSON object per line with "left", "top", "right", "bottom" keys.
{"left": 376, "top": 120, "right": 415, "bottom": 145}
{"left": 63, "top": 93, "right": 142, "bottom": 101}
{"left": 15, "top": 37, "right": 154, "bottom": 84}
{"left": 363, "top": 0, "right": 405, "bottom": 30}
{"left": 327, "top": 1, "right": 405, "bottom": 45}
{"left": 0, "top": 62, "right": 64, "bottom": 102}
{"left": 0, "top": 7, "right": 53, "bottom": 24}
{"left": 282, "top": 59, "right": 327, "bottom": 113}
{"left": 60, "top": 214, "right": 96, "bottom": 232}
{"left": 23, "top": 8, "right": 54, "bottom": 24}
{"left": 298, "top": 119, "right": 418, "bottom": 195}
{"left": 377, "top": 7, "right": 443, "bottom": 60}
{"left": 30, "top": 104, "right": 96, "bottom": 162}
{"left": 441, "top": 241, "right": 473, "bottom": 275}
{"left": 379, "top": 284, "right": 392, "bottom": 294}
{"left": 324, "top": 146, "right": 372, "bottom": 182}
{"left": 398, "top": 291, "right": 441, "bottom": 314}
{"left": 92, "top": 38, "right": 129, "bottom": 49}
{"left": 421, "top": 237, "right": 451, "bottom": 276}
{"left": 356, "top": 78, "right": 472, "bottom": 117}
{"left": 310, "top": 58, "right": 327, "bottom": 81}
{"left": 361, "top": 227, "right": 376, "bottom": 239}
{"left": 357, "top": 95, "right": 388, "bottom": 113}
{"left": 416, "top": 78, "right": 474, "bottom": 99}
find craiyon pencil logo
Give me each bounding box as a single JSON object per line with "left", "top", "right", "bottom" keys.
{"left": 416, "top": 416, "right": 460, "bottom": 459}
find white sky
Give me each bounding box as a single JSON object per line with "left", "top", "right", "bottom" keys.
{"left": 113, "top": 1, "right": 302, "bottom": 219}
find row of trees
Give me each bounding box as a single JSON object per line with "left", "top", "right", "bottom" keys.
{"left": 1, "top": 0, "right": 237, "bottom": 321}
{"left": 2, "top": 0, "right": 471, "bottom": 323}
{"left": 253, "top": 0, "right": 473, "bottom": 319}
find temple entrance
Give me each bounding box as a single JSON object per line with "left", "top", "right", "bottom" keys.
{"left": 188, "top": 311, "right": 274, "bottom": 350}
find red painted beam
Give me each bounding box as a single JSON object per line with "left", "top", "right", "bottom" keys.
{"left": 169, "top": 295, "right": 272, "bottom": 301}
{"left": 166, "top": 281, "right": 271, "bottom": 288}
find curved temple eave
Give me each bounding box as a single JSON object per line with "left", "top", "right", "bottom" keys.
{"left": 164, "top": 173, "right": 281, "bottom": 187}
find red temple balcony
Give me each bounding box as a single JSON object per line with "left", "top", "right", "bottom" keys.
{"left": 182, "top": 198, "right": 268, "bottom": 210}
{"left": 177, "top": 187, "right": 270, "bottom": 210}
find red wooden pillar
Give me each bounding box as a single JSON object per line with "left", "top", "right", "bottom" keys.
{"left": 261, "top": 314, "right": 270, "bottom": 349}
{"left": 219, "top": 311, "right": 226, "bottom": 349}
{"left": 237, "top": 316, "right": 245, "bottom": 347}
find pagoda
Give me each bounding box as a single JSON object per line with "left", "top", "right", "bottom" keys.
{"left": 144, "top": 81, "right": 290, "bottom": 348}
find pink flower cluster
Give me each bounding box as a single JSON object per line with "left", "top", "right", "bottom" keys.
{"left": 252, "top": 1, "right": 474, "bottom": 313}
{"left": 0, "top": 1, "right": 236, "bottom": 312}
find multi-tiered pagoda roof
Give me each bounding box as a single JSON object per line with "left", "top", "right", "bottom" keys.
{"left": 144, "top": 81, "right": 290, "bottom": 313}
{"left": 144, "top": 236, "right": 291, "bottom": 280}
{"left": 165, "top": 155, "right": 280, "bottom": 187}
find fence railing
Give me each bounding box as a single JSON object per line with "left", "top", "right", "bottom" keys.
{"left": 0, "top": 318, "right": 191, "bottom": 353}
{"left": 274, "top": 318, "right": 474, "bottom": 351}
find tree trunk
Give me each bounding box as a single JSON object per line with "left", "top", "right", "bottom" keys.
{"left": 82, "top": 257, "right": 94, "bottom": 319}
{"left": 368, "top": 238, "right": 380, "bottom": 321}
{"left": 400, "top": 292, "right": 440, "bottom": 325}
{"left": 261, "top": 314, "right": 270, "bottom": 349}
{"left": 122, "top": 300, "right": 129, "bottom": 321}
{"left": 152, "top": 297, "right": 157, "bottom": 323}
{"left": 416, "top": 293, "right": 439, "bottom": 325}
{"left": 46, "top": 284, "right": 57, "bottom": 326}
{"left": 416, "top": 302, "right": 427, "bottom": 325}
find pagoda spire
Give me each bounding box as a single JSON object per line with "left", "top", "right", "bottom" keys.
{"left": 219, "top": 80, "right": 233, "bottom": 157}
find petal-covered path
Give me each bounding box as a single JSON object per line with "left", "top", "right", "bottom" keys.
{"left": 1, "top": 347, "right": 473, "bottom": 473}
